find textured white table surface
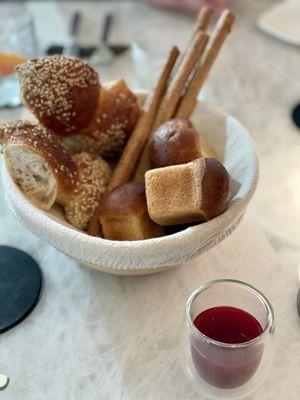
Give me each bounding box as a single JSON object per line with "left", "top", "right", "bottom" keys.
{"left": 0, "top": 1, "right": 300, "bottom": 399}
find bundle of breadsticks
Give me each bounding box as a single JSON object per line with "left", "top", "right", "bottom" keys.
{"left": 1, "top": 7, "right": 235, "bottom": 241}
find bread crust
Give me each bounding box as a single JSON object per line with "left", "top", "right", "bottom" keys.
{"left": 64, "top": 152, "right": 110, "bottom": 230}
{"left": 149, "top": 118, "right": 202, "bottom": 168}
{"left": 17, "top": 56, "right": 100, "bottom": 136}
{"left": 80, "top": 79, "right": 140, "bottom": 160}
{"left": 145, "top": 157, "right": 230, "bottom": 226}
{"left": 99, "top": 183, "right": 163, "bottom": 240}
{"left": 3, "top": 121, "right": 77, "bottom": 208}
{"left": 201, "top": 158, "right": 230, "bottom": 219}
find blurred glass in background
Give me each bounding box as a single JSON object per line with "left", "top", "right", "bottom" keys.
{"left": 0, "top": 3, "right": 38, "bottom": 108}
{"left": 131, "top": 22, "right": 190, "bottom": 89}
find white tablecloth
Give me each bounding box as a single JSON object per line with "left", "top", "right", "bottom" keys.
{"left": 1, "top": 1, "right": 300, "bottom": 398}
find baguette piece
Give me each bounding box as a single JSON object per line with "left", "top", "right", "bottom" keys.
{"left": 99, "top": 183, "right": 163, "bottom": 241}
{"left": 64, "top": 152, "right": 110, "bottom": 230}
{"left": 145, "top": 158, "right": 230, "bottom": 226}
{"left": 3, "top": 121, "right": 77, "bottom": 210}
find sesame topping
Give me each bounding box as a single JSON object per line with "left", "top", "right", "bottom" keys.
{"left": 82, "top": 121, "right": 127, "bottom": 159}
{"left": 17, "top": 56, "right": 99, "bottom": 132}
{"left": 64, "top": 152, "right": 110, "bottom": 230}
{"left": 80, "top": 80, "right": 140, "bottom": 159}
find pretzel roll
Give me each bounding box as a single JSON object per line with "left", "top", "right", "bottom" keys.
{"left": 149, "top": 118, "right": 203, "bottom": 168}
{"left": 17, "top": 56, "right": 100, "bottom": 136}
{"left": 145, "top": 157, "right": 230, "bottom": 226}
{"left": 99, "top": 182, "right": 163, "bottom": 241}
{"left": 80, "top": 79, "right": 140, "bottom": 160}
{"left": 3, "top": 121, "right": 77, "bottom": 210}
{"left": 64, "top": 152, "right": 111, "bottom": 230}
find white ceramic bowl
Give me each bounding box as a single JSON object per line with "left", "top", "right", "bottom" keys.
{"left": 2, "top": 97, "right": 258, "bottom": 275}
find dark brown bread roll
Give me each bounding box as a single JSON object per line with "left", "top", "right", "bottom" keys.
{"left": 145, "top": 157, "right": 230, "bottom": 226}
{"left": 149, "top": 118, "right": 202, "bottom": 168}
{"left": 99, "top": 182, "right": 163, "bottom": 240}
{"left": 17, "top": 56, "right": 100, "bottom": 136}
{"left": 2, "top": 121, "right": 77, "bottom": 210}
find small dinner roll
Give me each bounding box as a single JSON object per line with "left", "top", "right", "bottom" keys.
{"left": 17, "top": 56, "right": 100, "bottom": 136}
{"left": 149, "top": 118, "right": 202, "bottom": 168}
{"left": 80, "top": 79, "right": 140, "bottom": 160}
{"left": 64, "top": 152, "right": 110, "bottom": 231}
{"left": 3, "top": 121, "right": 77, "bottom": 210}
{"left": 99, "top": 182, "right": 163, "bottom": 241}
{"left": 145, "top": 158, "right": 230, "bottom": 226}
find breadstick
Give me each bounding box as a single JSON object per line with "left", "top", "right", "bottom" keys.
{"left": 184, "top": 6, "right": 213, "bottom": 90}
{"left": 176, "top": 10, "right": 235, "bottom": 119}
{"left": 87, "top": 46, "right": 180, "bottom": 236}
{"left": 134, "top": 32, "right": 209, "bottom": 182}
{"left": 152, "top": 31, "right": 208, "bottom": 130}
{"left": 108, "top": 46, "right": 180, "bottom": 191}
{"left": 191, "top": 6, "right": 214, "bottom": 40}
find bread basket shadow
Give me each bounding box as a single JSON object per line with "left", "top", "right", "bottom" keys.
{"left": 1, "top": 97, "right": 258, "bottom": 275}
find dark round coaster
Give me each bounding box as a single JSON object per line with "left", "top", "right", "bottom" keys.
{"left": 292, "top": 103, "right": 300, "bottom": 129}
{"left": 0, "top": 246, "right": 42, "bottom": 333}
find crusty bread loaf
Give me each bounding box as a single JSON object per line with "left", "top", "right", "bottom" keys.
{"left": 80, "top": 79, "right": 140, "bottom": 160}
{"left": 149, "top": 118, "right": 203, "bottom": 168}
{"left": 17, "top": 56, "right": 100, "bottom": 136}
{"left": 99, "top": 183, "right": 163, "bottom": 241}
{"left": 145, "top": 157, "right": 230, "bottom": 226}
{"left": 3, "top": 121, "right": 77, "bottom": 210}
{"left": 64, "top": 152, "right": 110, "bottom": 230}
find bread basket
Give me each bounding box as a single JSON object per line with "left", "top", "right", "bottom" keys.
{"left": 1, "top": 94, "right": 258, "bottom": 275}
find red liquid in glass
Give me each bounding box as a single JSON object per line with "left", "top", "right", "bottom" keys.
{"left": 191, "top": 306, "right": 263, "bottom": 389}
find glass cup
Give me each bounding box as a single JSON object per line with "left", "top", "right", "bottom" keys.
{"left": 0, "top": 4, "right": 38, "bottom": 107}
{"left": 181, "top": 279, "right": 275, "bottom": 399}
{"left": 131, "top": 22, "right": 190, "bottom": 89}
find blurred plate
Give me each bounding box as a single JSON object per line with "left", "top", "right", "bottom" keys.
{"left": 257, "top": 0, "right": 300, "bottom": 46}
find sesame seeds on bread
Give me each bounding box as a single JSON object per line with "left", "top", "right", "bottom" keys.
{"left": 64, "top": 152, "right": 111, "bottom": 230}
{"left": 80, "top": 79, "right": 140, "bottom": 160}
{"left": 17, "top": 56, "right": 100, "bottom": 136}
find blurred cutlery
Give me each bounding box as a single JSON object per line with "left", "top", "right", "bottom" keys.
{"left": 89, "top": 13, "right": 129, "bottom": 65}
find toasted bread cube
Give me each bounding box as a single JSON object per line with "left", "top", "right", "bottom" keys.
{"left": 145, "top": 158, "right": 230, "bottom": 226}
{"left": 99, "top": 182, "right": 164, "bottom": 241}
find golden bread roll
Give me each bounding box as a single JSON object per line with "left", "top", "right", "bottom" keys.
{"left": 2, "top": 121, "right": 77, "bottom": 210}
{"left": 64, "top": 152, "right": 110, "bottom": 230}
{"left": 145, "top": 157, "right": 230, "bottom": 226}
{"left": 149, "top": 118, "right": 202, "bottom": 168}
{"left": 17, "top": 56, "right": 100, "bottom": 136}
{"left": 99, "top": 182, "right": 163, "bottom": 241}
{"left": 80, "top": 79, "right": 140, "bottom": 160}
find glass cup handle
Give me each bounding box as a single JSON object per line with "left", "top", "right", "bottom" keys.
{"left": 0, "top": 374, "right": 9, "bottom": 391}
